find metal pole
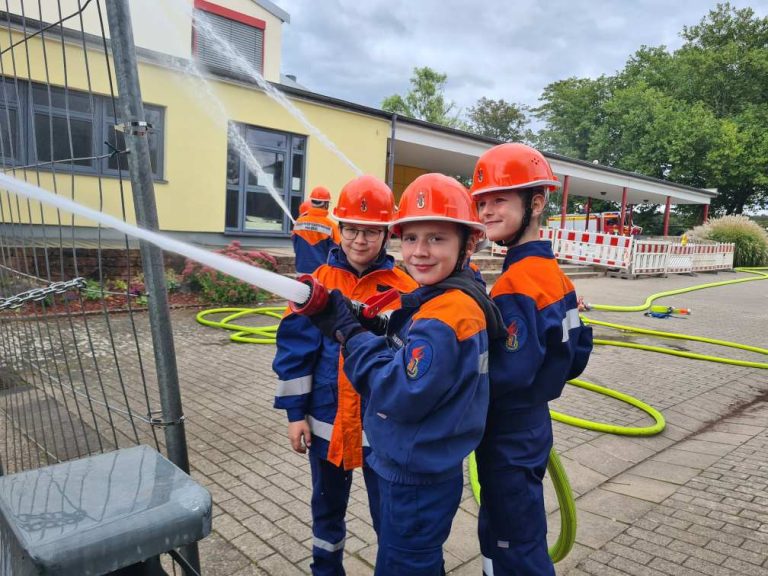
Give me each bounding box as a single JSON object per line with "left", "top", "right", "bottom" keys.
{"left": 619, "top": 186, "right": 628, "bottom": 235}
{"left": 702, "top": 203, "right": 710, "bottom": 224}
{"left": 663, "top": 196, "right": 672, "bottom": 236}
{"left": 559, "top": 175, "right": 570, "bottom": 229}
{"left": 105, "top": 3, "right": 200, "bottom": 574}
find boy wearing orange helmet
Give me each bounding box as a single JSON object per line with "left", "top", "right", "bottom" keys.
{"left": 273, "top": 176, "right": 416, "bottom": 576}
{"left": 304, "top": 174, "right": 504, "bottom": 575}
{"left": 291, "top": 185, "right": 341, "bottom": 274}
{"left": 470, "top": 143, "right": 593, "bottom": 575}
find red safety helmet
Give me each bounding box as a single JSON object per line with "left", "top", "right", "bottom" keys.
{"left": 470, "top": 143, "right": 560, "bottom": 198}
{"left": 298, "top": 200, "right": 310, "bottom": 217}
{"left": 332, "top": 175, "right": 395, "bottom": 225}
{"left": 390, "top": 173, "right": 484, "bottom": 235}
{"left": 309, "top": 186, "right": 332, "bottom": 202}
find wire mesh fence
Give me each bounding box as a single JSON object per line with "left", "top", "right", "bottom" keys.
{"left": 0, "top": 1, "right": 201, "bottom": 573}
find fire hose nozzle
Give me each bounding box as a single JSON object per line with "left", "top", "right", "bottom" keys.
{"left": 290, "top": 274, "right": 329, "bottom": 315}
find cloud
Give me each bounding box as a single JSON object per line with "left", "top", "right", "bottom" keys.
{"left": 274, "top": 0, "right": 767, "bottom": 115}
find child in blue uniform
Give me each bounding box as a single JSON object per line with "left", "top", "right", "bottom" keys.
{"left": 274, "top": 176, "right": 417, "bottom": 575}
{"left": 470, "top": 143, "right": 593, "bottom": 575}
{"left": 292, "top": 185, "right": 341, "bottom": 274}
{"left": 305, "top": 173, "right": 504, "bottom": 575}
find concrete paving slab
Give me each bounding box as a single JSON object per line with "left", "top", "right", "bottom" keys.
{"left": 576, "top": 488, "right": 657, "bottom": 524}
{"left": 630, "top": 460, "right": 704, "bottom": 485}
{"left": 603, "top": 474, "right": 680, "bottom": 503}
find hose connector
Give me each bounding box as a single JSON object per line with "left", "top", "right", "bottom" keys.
{"left": 290, "top": 274, "right": 329, "bottom": 315}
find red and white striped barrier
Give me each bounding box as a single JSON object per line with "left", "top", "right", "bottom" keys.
{"left": 630, "top": 241, "right": 671, "bottom": 276}
{"left": 490, "top": 229, "right": 734, "bottom": 276}
{"left": 556, "top": 229, "right": 633, "bottom": 269}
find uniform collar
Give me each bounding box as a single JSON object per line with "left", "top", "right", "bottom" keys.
{"left": 502, "top": 240, "right": 554, "bottom": 270}
{"left": 328, "top": 246, "right": 394, "bottom": 277}
{"left": 306, "top": 207, "right": 329, "bottom": 217}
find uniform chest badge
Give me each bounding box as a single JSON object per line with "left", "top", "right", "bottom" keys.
{"left": 405, "top": 339, "right": 432, "bottom": 379}
{"left": 505, "top": 316, "right": 527, "bottom": 352}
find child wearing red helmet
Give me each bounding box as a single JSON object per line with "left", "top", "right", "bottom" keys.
{"left": 306, "top": 173, "right": 504, "bottom": 575}
{"left": 274, "top": 176, "right": 417, "bottom": 575}
{"left": 470, "top": 143, "right": 593, "bottom": 576}
{"left": 291, "top": 185, "right": 341, "bottom": 274}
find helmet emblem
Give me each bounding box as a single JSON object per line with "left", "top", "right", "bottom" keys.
{"left": 360, "top": 198, "right": 368, "bottom": 212}
{"left": 477, "top": 168, "right": 484, "bottom": 183}
{"left": 416, "top": 191, "right": 426, "bottom": 209}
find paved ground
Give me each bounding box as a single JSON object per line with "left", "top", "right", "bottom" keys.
{"left": 165, "top": 269, "right": 768, "bottom": 575}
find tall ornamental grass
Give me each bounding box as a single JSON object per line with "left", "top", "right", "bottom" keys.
{"left": 687, "top": 215, "right": 768, "bottom": 267}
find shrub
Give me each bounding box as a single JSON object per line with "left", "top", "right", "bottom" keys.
{"left": 181, "top": 241, "right": 278, "bottom": 304}
{"left": 687, "top": 215, "right": 768, "bottom": 267}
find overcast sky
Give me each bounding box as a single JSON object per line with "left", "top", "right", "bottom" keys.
{"left": 273, "top": 0, "right": 768, "bottom": 119}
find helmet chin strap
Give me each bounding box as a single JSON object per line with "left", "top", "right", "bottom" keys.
{"left": 454, "top": 226, "right": 472, "bottom": 273}
{"left": 497, "top": 190, "right": 533, "bottom": 248}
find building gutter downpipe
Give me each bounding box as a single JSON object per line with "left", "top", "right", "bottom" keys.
{"left": 387, "top": 113, "right": 398, "bottom": 190}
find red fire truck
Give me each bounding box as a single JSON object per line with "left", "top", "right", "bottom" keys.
{"left": 546, "top": 211, "right": 642, "bottom": 235}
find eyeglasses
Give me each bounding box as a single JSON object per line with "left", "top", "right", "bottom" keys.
{"left": 340, "top": 226, "right": 385, "bottom": 241}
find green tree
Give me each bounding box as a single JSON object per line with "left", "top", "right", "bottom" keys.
{"left": 533, "top": 76, "right": 614, "bottom": 159}
{"left": 382, "top": 66, "right": 461, "bottom": 127}
{"left": 535, "top": 2, "right": 768, "bottom": 214}
{"left": 465, "top": 97, "right": 531, "bottom": 142}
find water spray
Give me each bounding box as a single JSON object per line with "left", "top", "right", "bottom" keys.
{"left": 0, "top": 172, "right": 310, "bottom": 304}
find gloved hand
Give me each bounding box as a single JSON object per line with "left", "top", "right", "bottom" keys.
{"left": 309, "top": 289, "right": 365, "bottom": 344}
{"left": 347, "top": 300, "right": 389, "bottom": 336}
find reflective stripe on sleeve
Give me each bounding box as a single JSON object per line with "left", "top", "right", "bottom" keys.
{"left": 479, "top": 351, "right": 489, "bottom": 374}
{"left": 276, "top": 375, "right": 312, "bottom": 397}
{"left": 482, "top": 555, "right": 494, "bottom": 575}
{"left": 561, "top": 308, "right": 581, "bottom": 342}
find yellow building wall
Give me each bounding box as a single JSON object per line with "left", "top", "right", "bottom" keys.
{"left": 392, "top": 164, "right": 428, "bottom": 202}
{"left": 0, "top": 30, "right": 390, "bottom": 233}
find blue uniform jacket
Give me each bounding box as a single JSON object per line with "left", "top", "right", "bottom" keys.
{"left": 343, "top": 285, "right": 490, "bottom": 485}
{"left": 291, "top": 209, "right": 340, "bottom": 274}
{"left": 272, "top": 248, "right": 417, "bottom": 461}
{"left": 488, "top": 240, "right": 593, "bottom": 412}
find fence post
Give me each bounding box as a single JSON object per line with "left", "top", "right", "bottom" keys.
{"left": 105, "top": 2, "right": 201, "bottom": 573}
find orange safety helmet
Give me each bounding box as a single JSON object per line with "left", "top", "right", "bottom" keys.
{"left": 298, "top": 200, "right": 310, "bottom": 217}
{"left": 332, "top": 175, "right": 395, "bottom": 225}
{"left": 390, "top": 173, "right": 485, "bottom": 235}
{"left": 309, "top": 186, "right": 332, "bottom": 202}
{"left": 470, "top": 143, "right": 560, "bottom": 198}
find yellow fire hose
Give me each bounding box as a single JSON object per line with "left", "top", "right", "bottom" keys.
{"left": 195, "top": 307, "right": 285, "bottom": 344}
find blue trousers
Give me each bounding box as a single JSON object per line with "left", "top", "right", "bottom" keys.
{"left": 475, "top": 406, "right": 555, "bottom": 576}
{"left": 375, "top": 474, "right": 462, "bottom": 576}
{"left": 309, "top": 452, "right": 380, "bottom": 576}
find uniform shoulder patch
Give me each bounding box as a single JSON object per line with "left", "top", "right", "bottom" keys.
{"left": 504, "top": 315, "right": 527, "bottom": 352}
{"left": 405, "top": 339, "right": 432, "bottom": 380}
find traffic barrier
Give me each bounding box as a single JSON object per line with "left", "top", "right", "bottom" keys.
{"left": 666, "top": 244, "right": 695, "bottom": 274}
{"left": 630, "top": 241, "right": 670, "bottom": 276}
{"left": 490, "top": 227, "right": 557, "bottom": 257}
{"left": 556, "top": 229, "right": 633, "bottom": 269}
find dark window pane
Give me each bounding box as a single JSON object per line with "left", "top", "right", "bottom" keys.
{"left": 246, "top": 127, "right": 286, "bottom": 149}
{"left": 34, "top": 114, "right": 92, "bottom": 166}
{"left": 244, "top": 192, "right": 283, "bottom": 231}
{"left": 290, "top": 195, "right": 301, "bottom": 220}
{"left": 292, "top": 137, "right": 305, "bottom": 151}
{"left": 33, "top": 84, "right": 92, "bottom": 114}
{"left": 246, "top": 150, "right": 284, "bottom": 188}
{"left": 226, "top": 147, "right": 240, "bottom": 186}
{"left": 106, "top": 123, "right": 160, "bottom": 174}
{"left": 225, "top": 188, "right": 239, "bottom": 228}
{"left": 0, "top": 81, "right": 19, "bottom": 105}
{"left": 0, "top": 108, "right": 18, "bottom": 163}
{"left": 195, "top": 10, "right": 264, "bottom": 76}
{"left": 291, "top": 152, "right": 303, "bottom": 192}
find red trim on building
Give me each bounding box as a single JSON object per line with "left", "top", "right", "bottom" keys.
{"left": 702, "top": 204, "right": 709, "bottom": 224}
{"left": 619, "top": 186, "right": 628, "bottom": 236}
{"left": 194, "top": 0, "right": 267, "bottom": 30}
